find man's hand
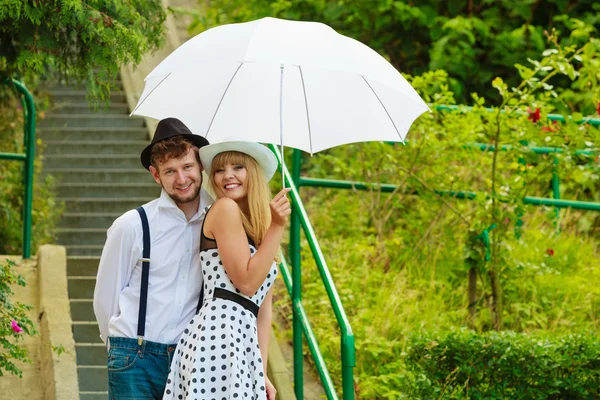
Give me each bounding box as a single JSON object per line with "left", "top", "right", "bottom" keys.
{"left": 265, "top": 375, "right": 277, "bottom": 400}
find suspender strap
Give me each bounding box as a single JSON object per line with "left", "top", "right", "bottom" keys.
{"left": 135, "top": 206, "right": 151, "bottom": 345}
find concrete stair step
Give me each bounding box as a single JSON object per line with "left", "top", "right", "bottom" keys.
{"left": 41, "top": 77, "right": 121, "bottom": 89}
{"left": 44, "top": 140, "right": 148, "bottom": 155}
{"left": 78, "top": 366, "right": 108, "bottom": 392}
{"left": 65, "top": 245, "right": 104, "bottom": 257}
{"left": 57, "top": 182, "right": 159, "bottom": 198}
{"left": 73, "top": 321, "right": 102, "bottom": 343}
{"left": 58, "top": 197, "right": 152, "bottom": 213}
{"left": 71, "top": 299, "right": 95, "bottom": 321}
{"left": 80, "top": 392, "right": 108, "bottom": 400}
{"left": 48, "top": 169, "right": 151, "bottom": 184}
{"left": 61, "top": 212, "right": 120, "bottom": 229}
{"left": 68, "top": 256, "right": 100, "bottom": 277}
{"left": 68, "top": 276, "right": 96, "bottom": 299}
{"left": 39, "top": 114, "right": 144, "bottom": 128}
{"left": 57, "top": 228, "right": 107, "bottom": 246}
{"left": 76, "top": 343, "right": 107, "bottom": 366}
{"left": 44, "top": 154, "right": 142, "bottom": 169}
{"left": 38, "top": 127, "right": 148, "bottom": 141}
{"left": 48, "top": 102, "right": 129, "bottom": 114}
{"left": 50, "top": 90, "right": 127, "bottom": 103}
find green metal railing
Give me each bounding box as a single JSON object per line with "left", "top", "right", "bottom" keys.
{"left": 0, "top": 78, "right": 36, "bottom": 258}
{"left": 269, "top": 145, "right": 356, "bottom": 400}
{"left": 267, "top": 110, "right": 597, "bottom": 400}
{"left": 435, "top": 104, "right": 600, "bottom": 127}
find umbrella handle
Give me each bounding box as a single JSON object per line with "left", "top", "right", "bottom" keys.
{"left": 280, "top": 64, "right": 285, "bottom": 189}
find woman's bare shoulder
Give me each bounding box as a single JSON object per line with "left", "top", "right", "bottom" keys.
{"left": 206, "top": 198, "right": 242, "bottom": 223}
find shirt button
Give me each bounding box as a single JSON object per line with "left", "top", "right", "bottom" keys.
{"left": 186, "top": 248, "right": 190, "bottom": 252}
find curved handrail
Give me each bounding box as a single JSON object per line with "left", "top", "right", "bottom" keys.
{"left": 0, "top": 78, "right": 36, "bottom": 258}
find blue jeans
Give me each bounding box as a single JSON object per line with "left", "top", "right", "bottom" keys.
{"left": 107, "top": 337, "right": 177, "bottom": 400}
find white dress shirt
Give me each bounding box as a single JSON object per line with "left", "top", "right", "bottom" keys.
{"left": 93, "top": 188, "right": 213, "bottom": 346}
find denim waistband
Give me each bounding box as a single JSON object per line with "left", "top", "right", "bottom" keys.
{"left": 108, "top": 337, "right": 176, "bottom": 355}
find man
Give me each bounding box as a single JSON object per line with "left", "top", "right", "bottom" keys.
{"left": 93, "top": 118, "right": 213, "bottom": 398}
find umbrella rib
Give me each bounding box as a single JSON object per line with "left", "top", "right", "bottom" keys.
{"left": 205, "top": 62, "right": 244, "bottom": 139}
{"left": 130, "top": 72, "right": 172, "bottom": 116}
{"left": 298, "top": 65, "right": 313, "bottom": 155}
{"left": 361, "top": 75, "right": 403, "bottom": 141}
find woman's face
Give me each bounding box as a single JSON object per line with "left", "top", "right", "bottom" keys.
{"left": 213, "top": 162, "right": 248, "bottom": 202}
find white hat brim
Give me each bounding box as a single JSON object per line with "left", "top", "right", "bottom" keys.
{"left": 199, "top": 140, "right": 278, "bottom": 181}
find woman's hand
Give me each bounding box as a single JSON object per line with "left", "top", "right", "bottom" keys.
{"left": 265, "top": 375, "right": 277, "bottom": 400}
{"left": 269, "top": 188, "right": 292, "bottom": 227}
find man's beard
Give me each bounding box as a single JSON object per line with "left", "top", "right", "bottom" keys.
{"left": 164, "top": 176, "right": 202, "bottom": 205}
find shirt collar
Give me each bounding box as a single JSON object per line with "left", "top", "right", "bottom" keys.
{"left": 157, "top": 188, "right": 214, "bottom": 221}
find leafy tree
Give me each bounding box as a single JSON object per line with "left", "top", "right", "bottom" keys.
{"left": 0, "top": 0, "right": 166, "bottom": 99}
{"left": 184, "top": 0, "right": 600, "bottom": 110}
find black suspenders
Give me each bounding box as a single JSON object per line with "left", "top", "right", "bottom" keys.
{"left": 134, "top": 206, "right": 204, "bottom": 346}
{"left": 135, "top": 207, "right": 151, "bottom": 346}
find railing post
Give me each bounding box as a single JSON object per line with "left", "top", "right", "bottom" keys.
{"left": 552, "top": 156, "right": 560, "bottom": 232}
{"left": 341, "top": 335, "right": 356, "bottom": 399}
{"left": 290, "top": 148, "right": 303, "bottom": 398}
{"left": 16, "top": 80, "right": 36, "bottom": 259}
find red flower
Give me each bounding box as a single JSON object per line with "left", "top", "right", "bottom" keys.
{"left": 541, "top": 126, "right": 555, "bottom": 132}
{"left": 546, "top": 249, "right": 555, "bottom": 256}
{"left": 596, "top": 102, "right": 600, "bottom": 116}
{"left": 11, "top": 320, "right": 23, "bottom": 334}
{"left": 528, "top": 108, "right": 541, "bottom": 123}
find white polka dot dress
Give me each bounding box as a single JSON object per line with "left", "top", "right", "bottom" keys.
{"left": 163, "top": 233, "right": 278, "bottom": 399}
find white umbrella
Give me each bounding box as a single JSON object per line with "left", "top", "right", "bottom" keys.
{"left": 131, "top": 16, "right": 429, "bottom": 156}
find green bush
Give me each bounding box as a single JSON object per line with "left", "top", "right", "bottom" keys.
{"left": 0, "top": 259, "right": 36, "bottom": 377}
{"left": 402, "top": 329, "right": 600, "bottom": 400}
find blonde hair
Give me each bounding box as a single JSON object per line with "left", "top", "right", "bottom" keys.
{"left": 209, "top": 151, "right": 272, "bottom": 247}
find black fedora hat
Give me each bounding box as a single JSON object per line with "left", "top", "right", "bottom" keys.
{"left": 140, "top": 118, "right": 209, "bottom": 170}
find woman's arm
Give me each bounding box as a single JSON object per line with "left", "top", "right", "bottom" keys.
{"left": 257, "top": 287, "right": 273, "bottom": 370}
{"left": 206, "top": 190, "right": 290, "bottom": 296}
{"left": 257, "top": 288, "right": 276, "bottom": 399}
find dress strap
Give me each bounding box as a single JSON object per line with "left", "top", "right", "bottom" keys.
{"left": 200, "top": 205, "right": 217, "bottom": 252}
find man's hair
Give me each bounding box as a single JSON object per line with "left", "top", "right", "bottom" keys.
{"left": 150, "top": 136, "right": 200, "bottom": 170}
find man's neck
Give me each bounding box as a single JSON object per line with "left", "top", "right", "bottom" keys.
{"left": 177, "top": 196, "right": 201, "bottom": 221}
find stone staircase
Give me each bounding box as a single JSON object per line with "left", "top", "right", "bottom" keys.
{"left": 39, "top": 78, "right": 158, "bottom": 400}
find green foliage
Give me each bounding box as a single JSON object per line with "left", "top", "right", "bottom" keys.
{"left": 271, "top": 34, "right": 599, "bottom": 398}
{"left": 0, "top": 89, "right": 63, "bottom": 255}
{"left": 187, "top": 0, "right": 600, "bottom": 109}
{"left": 399, "top": 330, "right": 600, "bottom": 399}
{"left": 0, "top": 0, "right": 165, "bottom": 99}
{"left": 0, "top": 259, "right": 36, "bottom": 377}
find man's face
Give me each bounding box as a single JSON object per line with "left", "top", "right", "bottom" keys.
{"left": 149, "top": 149, "right": 203, "bottom": 205}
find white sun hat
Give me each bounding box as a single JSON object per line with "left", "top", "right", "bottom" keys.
{"left": 199, "top": 137, "right": 279, "bottom": 181}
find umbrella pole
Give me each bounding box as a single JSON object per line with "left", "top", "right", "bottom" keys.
{"left": 280, "top": 64, "right": 285, "bottom": 188}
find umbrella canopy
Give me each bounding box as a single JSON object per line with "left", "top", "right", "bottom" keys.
{"left": 131, "top": 17, "right": 430, "bottom": 154}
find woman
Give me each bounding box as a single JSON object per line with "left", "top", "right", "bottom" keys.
{"left": 163, "top": 138, "right": 290, "bottom": 400}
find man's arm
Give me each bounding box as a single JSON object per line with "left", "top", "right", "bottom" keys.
{"left": 93, "top": 214, "right": 140, "bottom": 344}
